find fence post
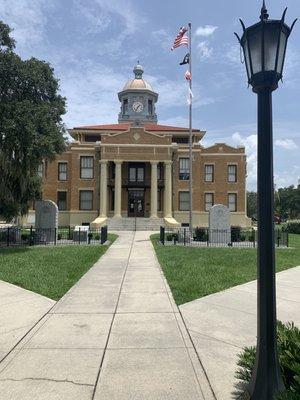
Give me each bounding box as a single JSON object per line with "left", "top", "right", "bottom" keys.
{"left": 160, "top": 226, "right": 165, "bottom": 245}
{"left": 79, "top": 227, "right": 81, "bottom": 245}
{"left": 30, "top": 226, "right": 33, "bottom": 246}
{"left": 68, "top": 226, "right": 71, "bottom": 240}
{"left": 184, "top": 229, "right": 186, "bottom": 246}
{"left": 207, "top": 228, "right": 209, "bottom": 247}
{"left": 101, "top": 226, "right": 107, "bottom": 244}
{"left": 252, "top": 228, "right": 255, "bottom": 248}
{"left": 6, "top": 227, "right": 10, "bottom": 247}
{"left": 54, "top": 228, "right": 57, "bottom": 246}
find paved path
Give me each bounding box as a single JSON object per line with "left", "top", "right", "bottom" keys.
{"left": 0, "top": 280, "right": 55, "bottom": 363}
{"left": 0, "top": 232, "right": 214, "bottom": 400}
{"left": 180, "top": 266, "right": 300, "bottom": 400}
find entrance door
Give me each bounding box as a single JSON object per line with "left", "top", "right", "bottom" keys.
{"left": 128, "top": 190, "right": 145, "bottom": 217}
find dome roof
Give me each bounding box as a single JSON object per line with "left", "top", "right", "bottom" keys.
{"left": 122, "top": 78, "right": 153, "bottom": 91}
{"left": 121, "top": 63, "right": 154, "bottom": 92}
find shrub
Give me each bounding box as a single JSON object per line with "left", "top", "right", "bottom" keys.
{"left": 94, "top": 234, "right": 100, "bottom": 240}
{"left": 236, "top": 321, "right": 300, "bottom": 398}
{"left": 166, "top": 233, "right": 178, "bottom": 242}
{"left": 285, "top": 220, "right": 300, "bottom": 234}
{"left": 57, "top": 233, "right": 62, "bottom": 240}
{"left": 231, "top": 226, "right": 241, "bottom": 242}
{"left": 194, "top": 227, "right": 207, "bottom": 242}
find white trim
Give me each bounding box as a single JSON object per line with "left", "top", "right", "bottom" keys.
{"left": 201, "top": 153, "right": 245, "bottom": 156}
{"left": 100, "top": 143, "right": 172, "bottom": 148}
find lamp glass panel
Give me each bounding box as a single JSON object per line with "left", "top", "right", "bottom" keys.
{"left": 248, "top": 28, "right": 262, "bottom": 74}
{"left": 243, "top": 37, "right": 251, "bottom": 79}
{"left": 264, "top": 24, "right": 280, "bottom": 71}
{"left": 276, "top": 30, "right": 288, "bottom": 74}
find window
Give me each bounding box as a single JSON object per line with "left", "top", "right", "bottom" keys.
{"left": 123, "top": 99, "right": 128, "bottom": 114}
{"left": 137, "top": 167, "right": 144, "bottom": 182}
{"left": 204, "top": 193, "right": 214, "bottom": 211}
{"left": 179, "top": 158, "right": 189, "bottom": 180}
{"left": 37, "top": 164, "right": 43, "bottom": 178}
{"left": 179, "top": 191, "right": 190, "bottom": 211}
{"left": 228, "top": 193, "right": 237, "bottom": 212}
{"left": 158, "top": 189, "right": 162, "bottom": 211}
{"left": 228, "top": 165, "right": 237, "bottom": 182}
{"left": 148, "top": 99, "right": 153, "bottom": 115}
{"left": 129, "top": 165, "right": 144, "bottom": 183}
{"left": 79, "top": 190, "right": 93, "bottom": 210}
{"left": 84, "top": 135, "right": 100, "bottom": 142}
{"left": 58, "top": 162, "right": 67, "bottom": 181}
{"left": 57, "top": 191, "right": 67, "bottom": 210}
{"left": 205, "top": 165, "right": 214, "bottom": 182}
{"left": 157, "top": 163, "right": 163, "bottom": 180}
{"left": 80, "top": 156, "right": 94, "bottom": 179}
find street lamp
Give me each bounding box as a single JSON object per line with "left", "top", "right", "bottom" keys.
{"left": 235, "top": 2, "right": 297, "bottom": 399}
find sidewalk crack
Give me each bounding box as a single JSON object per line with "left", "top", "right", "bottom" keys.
{"left": 0, "top": 377, "right": 93, "bottom": 387}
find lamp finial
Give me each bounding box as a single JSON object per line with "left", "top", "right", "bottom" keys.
{"left": 260, "top": 0, "right": 269, "bottom": 21}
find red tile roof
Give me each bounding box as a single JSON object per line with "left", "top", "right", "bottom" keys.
{"left": 72, "top": 123, "right": 201, "bottom": 132}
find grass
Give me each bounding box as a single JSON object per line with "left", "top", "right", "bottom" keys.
{"left": 0, "top": 234, "right": 118, "bottom": 300}
{"left": 151, "top": 234, "right": 300, "bottom": 306}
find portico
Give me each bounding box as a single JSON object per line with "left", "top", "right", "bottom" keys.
{"left": 96, "top": 159, "right": 174, "bottom": 222}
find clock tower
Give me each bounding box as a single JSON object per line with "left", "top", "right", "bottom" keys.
{"left": 118, "top": 64, "right": 158, "bottom": 125}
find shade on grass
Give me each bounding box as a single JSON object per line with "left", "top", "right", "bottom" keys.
{"left": 0, "top": 234, "right": 117, "bottom": 300}
{"left": 151, "top": 234, "right": 300, "bottom": 305}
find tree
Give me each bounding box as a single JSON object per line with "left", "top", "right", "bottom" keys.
{"left": 276, "top": 186, "right": 300, "bottom": 220}
{"left": 247, "top": 191, "right": 257, "bottom": 218}
{"left": 0, "top": 21, "right": 66, "bottom": 221}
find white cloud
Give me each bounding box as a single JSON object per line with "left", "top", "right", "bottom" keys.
{"left": 195, "top": 25, "right": 218, "bottom": 37}
{"left": 231, "top": 132, "right": 257, "bottom": 190}
{"left": 151, "top": 29, "right": 172, "bottom": 51}
{"left": 197, "top": 41, "right": 213, "bottom": 59}
{"left": 0, "top": 0, "right": 51, "bottom": 49}
{"left": 275, "top": 138, "right": 298, "bottom": 150}
{"left": 74, "top": 0, "right": 144, "bottom": 35}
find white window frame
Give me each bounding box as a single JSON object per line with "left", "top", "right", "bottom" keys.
{"left": 179, "top": 158, "right": 190, "bottom": 180}
{"left": 204, "top": 164, "right": 214, "bottom": 182}
{"left": 228, "top": 193, "right": 237, "bottom": 212}
{"left": 80, "top": 156, "right": 94, "bottom": 179}
{"left": 58, "top": 162, "right": 67, "bottom": 181}
{"left": 179, "top": 191, "right": 190, "bottom": 211}
{"left": 204, "top": 193, "right": 214, "bottom": 211}
{"left": 79, "top": 190, "right": 93, "bottom": 210}
{"left": 228, "top": 164, "right": 237, "bottom": 183}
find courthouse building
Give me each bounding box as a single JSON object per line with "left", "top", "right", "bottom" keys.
{"left": 29, "top": 64, "right": 251, "bottom": 228}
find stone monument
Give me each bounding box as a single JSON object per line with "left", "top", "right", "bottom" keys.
{"left": 209, "top": 204, "right": 231, "bottom": 245}
{"left": 35, "top": 200, "right": 58, "bottom": 244}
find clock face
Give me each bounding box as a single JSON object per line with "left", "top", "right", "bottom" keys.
{"left": 132, "top": 101, "right": 144, "bottom": 113}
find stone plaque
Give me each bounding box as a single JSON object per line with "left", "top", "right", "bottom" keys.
{"left": 35, "top": 200, "right": 58, "bottom": 243}
{"left": 209, "top": 204, "right": 231, "bottom": 244}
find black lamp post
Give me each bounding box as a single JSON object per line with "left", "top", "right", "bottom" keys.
{"left": 235, "top": 2, "right": 296, "bottom": 399}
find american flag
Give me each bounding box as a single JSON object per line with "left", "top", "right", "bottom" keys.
{"left": 171, "top": 26, "right": 189, "bottom": 50}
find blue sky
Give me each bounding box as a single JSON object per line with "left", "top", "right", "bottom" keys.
{"left": 1, "top": 0, "right": 299, "bottom": 190}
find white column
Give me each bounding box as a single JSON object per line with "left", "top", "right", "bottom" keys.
{"left": 99, "top": 160, "right": 108, "bottom": 218}
{"left": 114, "top": 161, "right": 122, "bottom": 218}
{"left": 164, "top": 161, "right": 173, "bottom": 218}
{"left": 150, "top": 161, "right": 158, "bottom": 218}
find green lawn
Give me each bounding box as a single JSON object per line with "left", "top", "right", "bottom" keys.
{"left": 0, "top": 234, "right": 117, "bottom": 300}
{"left": 151, "top": 234, "right": 300, "bottom": 306}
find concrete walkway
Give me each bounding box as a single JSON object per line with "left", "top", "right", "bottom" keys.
{"left": 0, "top": 280, "right": 55, "bottom": 363}
{"left": 180, "top": 266, "right": 300, "bottom": 400}
{"left": 0, "top": 232, "right": 214, "bottom": 400}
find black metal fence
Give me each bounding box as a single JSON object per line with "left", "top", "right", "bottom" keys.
{"left": 0, "top": 226, "right": 108, "bottom": 248}
{"left": 159, "top": 226, "right": 289, "bottom": 248}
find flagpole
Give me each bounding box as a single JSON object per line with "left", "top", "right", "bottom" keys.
{"left": 188, "top": 22, "right": 193, "bottom": 238}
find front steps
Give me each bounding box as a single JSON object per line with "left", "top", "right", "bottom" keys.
{"left": 107, "top": 217, "right": 164, "bottom": 231}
